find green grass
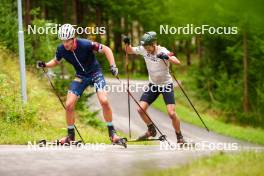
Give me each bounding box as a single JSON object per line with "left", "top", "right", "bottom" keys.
{"left": 0, "top": 47, "right": 109, "bottom": 144}
{"left": 144, "top": 151, "right": 264, "bottom": 176}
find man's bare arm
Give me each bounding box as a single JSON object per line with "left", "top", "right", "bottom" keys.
{"left": 101, "top": 45, "right": 116, "bottom": 66}
{"left": 124, "top": 44, "right": 134, "bottom": 54}
{"left": 45, "top": 58, "right": 60, "bottom": 68}
{"left": 168, "top": 56, "right": 181, "bottom": 65}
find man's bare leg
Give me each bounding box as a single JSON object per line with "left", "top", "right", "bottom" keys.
{"left": 137, "top": 101, "right": 157, "bottom": 139}
{"left": 97, "top": 90, "right": 120, "bottom": 142}
{"left": 60, "top": 92, "right": 78, "bottom": 143}
{"left": 137, "top": 101, "right": 151, "bottom": 125}
{"left": 166, "top": 104, "right": 181, "bottom": 133}
{"left": 166, "top": 104, "right": 185, "bottom": 143}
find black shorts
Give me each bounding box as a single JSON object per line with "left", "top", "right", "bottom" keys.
{"left": 140, "top": 83, "right": 175, "bottom": 105}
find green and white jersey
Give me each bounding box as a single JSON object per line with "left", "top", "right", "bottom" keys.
{"left": 132, "top": 45, "right": 173, "bottom": 86}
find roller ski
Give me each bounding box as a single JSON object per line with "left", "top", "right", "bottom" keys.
{"left": 108, "top": 124, "right": 127, "bottom": 148}
{"left": 111, "top": 136, "right": 127, "bottom": 148}
{"left": 38, "top": 138, "right": 82, "bottom": 147}
{"left": 125, "top": 124, "right": 166, "bottom": 142}
{"left": 125, "top": 134, "right": 167, "bottom": 143}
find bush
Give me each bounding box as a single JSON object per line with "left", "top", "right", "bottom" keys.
{"left": 0, "top": 73, "right": 37, "bottom": 125}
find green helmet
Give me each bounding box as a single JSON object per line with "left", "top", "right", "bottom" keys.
{"left": 140, "top": 31, "right": 157, "bottom": 46}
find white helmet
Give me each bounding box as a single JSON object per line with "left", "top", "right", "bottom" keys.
{"left": 58, "top": 24, "right": 75, "bottom": 40}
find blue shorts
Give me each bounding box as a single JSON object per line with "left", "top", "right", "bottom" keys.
{"left": 140, "top": 83, "right": 175, "bottom": 105}
{"left": 68, "top": 70, "right": 106, "bottom": 97}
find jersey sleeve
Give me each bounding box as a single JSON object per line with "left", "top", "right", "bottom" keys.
{"left": 55, "top": 46, "right": 63, "bottom": 62}
{"left": 160, "top": 47, "right": 170, "bottom": 55}
{"left": 90, "top": 41, "right": 103, "bottom": 53}
{"left": 131, "top": 46, "right": 145, "bottom": 55}
{"left": 159, "top": 47, "right": 175, "bottom": 56}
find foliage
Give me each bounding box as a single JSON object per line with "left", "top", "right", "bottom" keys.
{"left": 0, "top": 0, "right": 264, "bottom": 128}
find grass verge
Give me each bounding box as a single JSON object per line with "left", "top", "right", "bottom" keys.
{"left": 152, "top": 90, "right": 264, "bottom": 145}
{"left": 144, "top": 151, "right": 264, "bottom": 176}
{"left": 0, "top": 47, "right": 109, "bottom": 144}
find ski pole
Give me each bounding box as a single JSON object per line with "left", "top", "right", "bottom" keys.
{"left": 125, "top": 45, "right": 132, "bottom": 139}
{"left": 41, "top": 68, "right": 86, "bottom": 143}
{"left": 115, "top": 75, "right": 171, "bottom": 145}
{"left": 161, "top": 59, "right": 209, "bottom": 132}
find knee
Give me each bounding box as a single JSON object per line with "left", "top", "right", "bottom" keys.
{"left": 168, "top": 110, "right": 176, "bottom": 119}
{"left": 137, "top": 107, "right": 145, "bottom": 115}
{"left": 100, "top": 98, "right": 110, "bottom": 108}
{"left": 66, "top": 102, "right": 75, "bottom": 112}
{"left": 137, "top": 108, "right": 142, "bottom": 114}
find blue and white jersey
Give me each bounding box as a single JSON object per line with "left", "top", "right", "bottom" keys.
{"left": 55, "top": 38, "right": 103, "bottom": 76}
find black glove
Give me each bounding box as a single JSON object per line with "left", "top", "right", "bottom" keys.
{"left": 110, "top": 65, "right": 118, "bottom": 76}
{"left": 36, "top": 61, "right": 46, "bottom": 68}
{"left": 123, "top": 36, "right": 130, "bottom": 45}
{"left": 157, "top": 52, "right": 169, "bottom": 60}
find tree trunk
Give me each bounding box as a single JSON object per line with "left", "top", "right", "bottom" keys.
{"left": 129, "top": 21, "right": 133, "bottom": 45}
{"left": 63, "top": 0, "right": 68, "bottom": 22}
{"left": 124, "top": 16, "right": 129, "bottom": 35}
{"left": 95, "top": 5, "right": 102, "bottom": 43}
{"left": 77, "top": 0, "right": 84, "bottom": 26}
{"left": 137, "top": 21, "right": 141, "bottom": 44}
{"left": 72, "top": 0, "right": 77, "bottom": 24}
{"left": 196, "top": 35, "right": 203, "bottom": 59}
{"left": 25, "top": 0, "right": 31, "bottom": 26}
{"left": 105, "top": 17, "right": 110, "bottom": 46}
{"left": 44, "top": 3, "right": 48, "bottom": 19}
{"left": 113, "top": 18, "right": 122, "bottom": 53}
{"left": 243, "top": 31, "right": 249, "bottom": 112}
{"left": 185, "top": 39, "right": 191, "bottom": 66}
{"left": 178, "top": 39, "right": 184, "bottom": 53}
{"left": 172, "top": 42, "right": 177, "bottom": 56}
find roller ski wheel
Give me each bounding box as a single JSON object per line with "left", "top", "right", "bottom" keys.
{"left": 111, "top": 137, "right": 127, "bottom": 148}
{"left": 178, "top": 141, "right": 196, "bottom": 148}
{"left": 37, "top": 139, "right": 82, "bottom": 147}
{"left": 125, "top": 135, "right": 167, "bottom": 143}
{"left": 37, "top": 139, "right": 60, "bottom": 147}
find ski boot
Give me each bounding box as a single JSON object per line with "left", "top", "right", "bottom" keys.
{"left": 108, "top": 125, "right": 127, "bottom": 148}
{"left": 176, "top": 131, "right": 185, "bottom": 144}
{"left": 137, "top": 123, "right": 157, "bottom": 141}
{"left": 59, "top": 128, "right": 75, "bottom": 145}
{"left": 176, "top": 131, "right": 195, "bottom": 148}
